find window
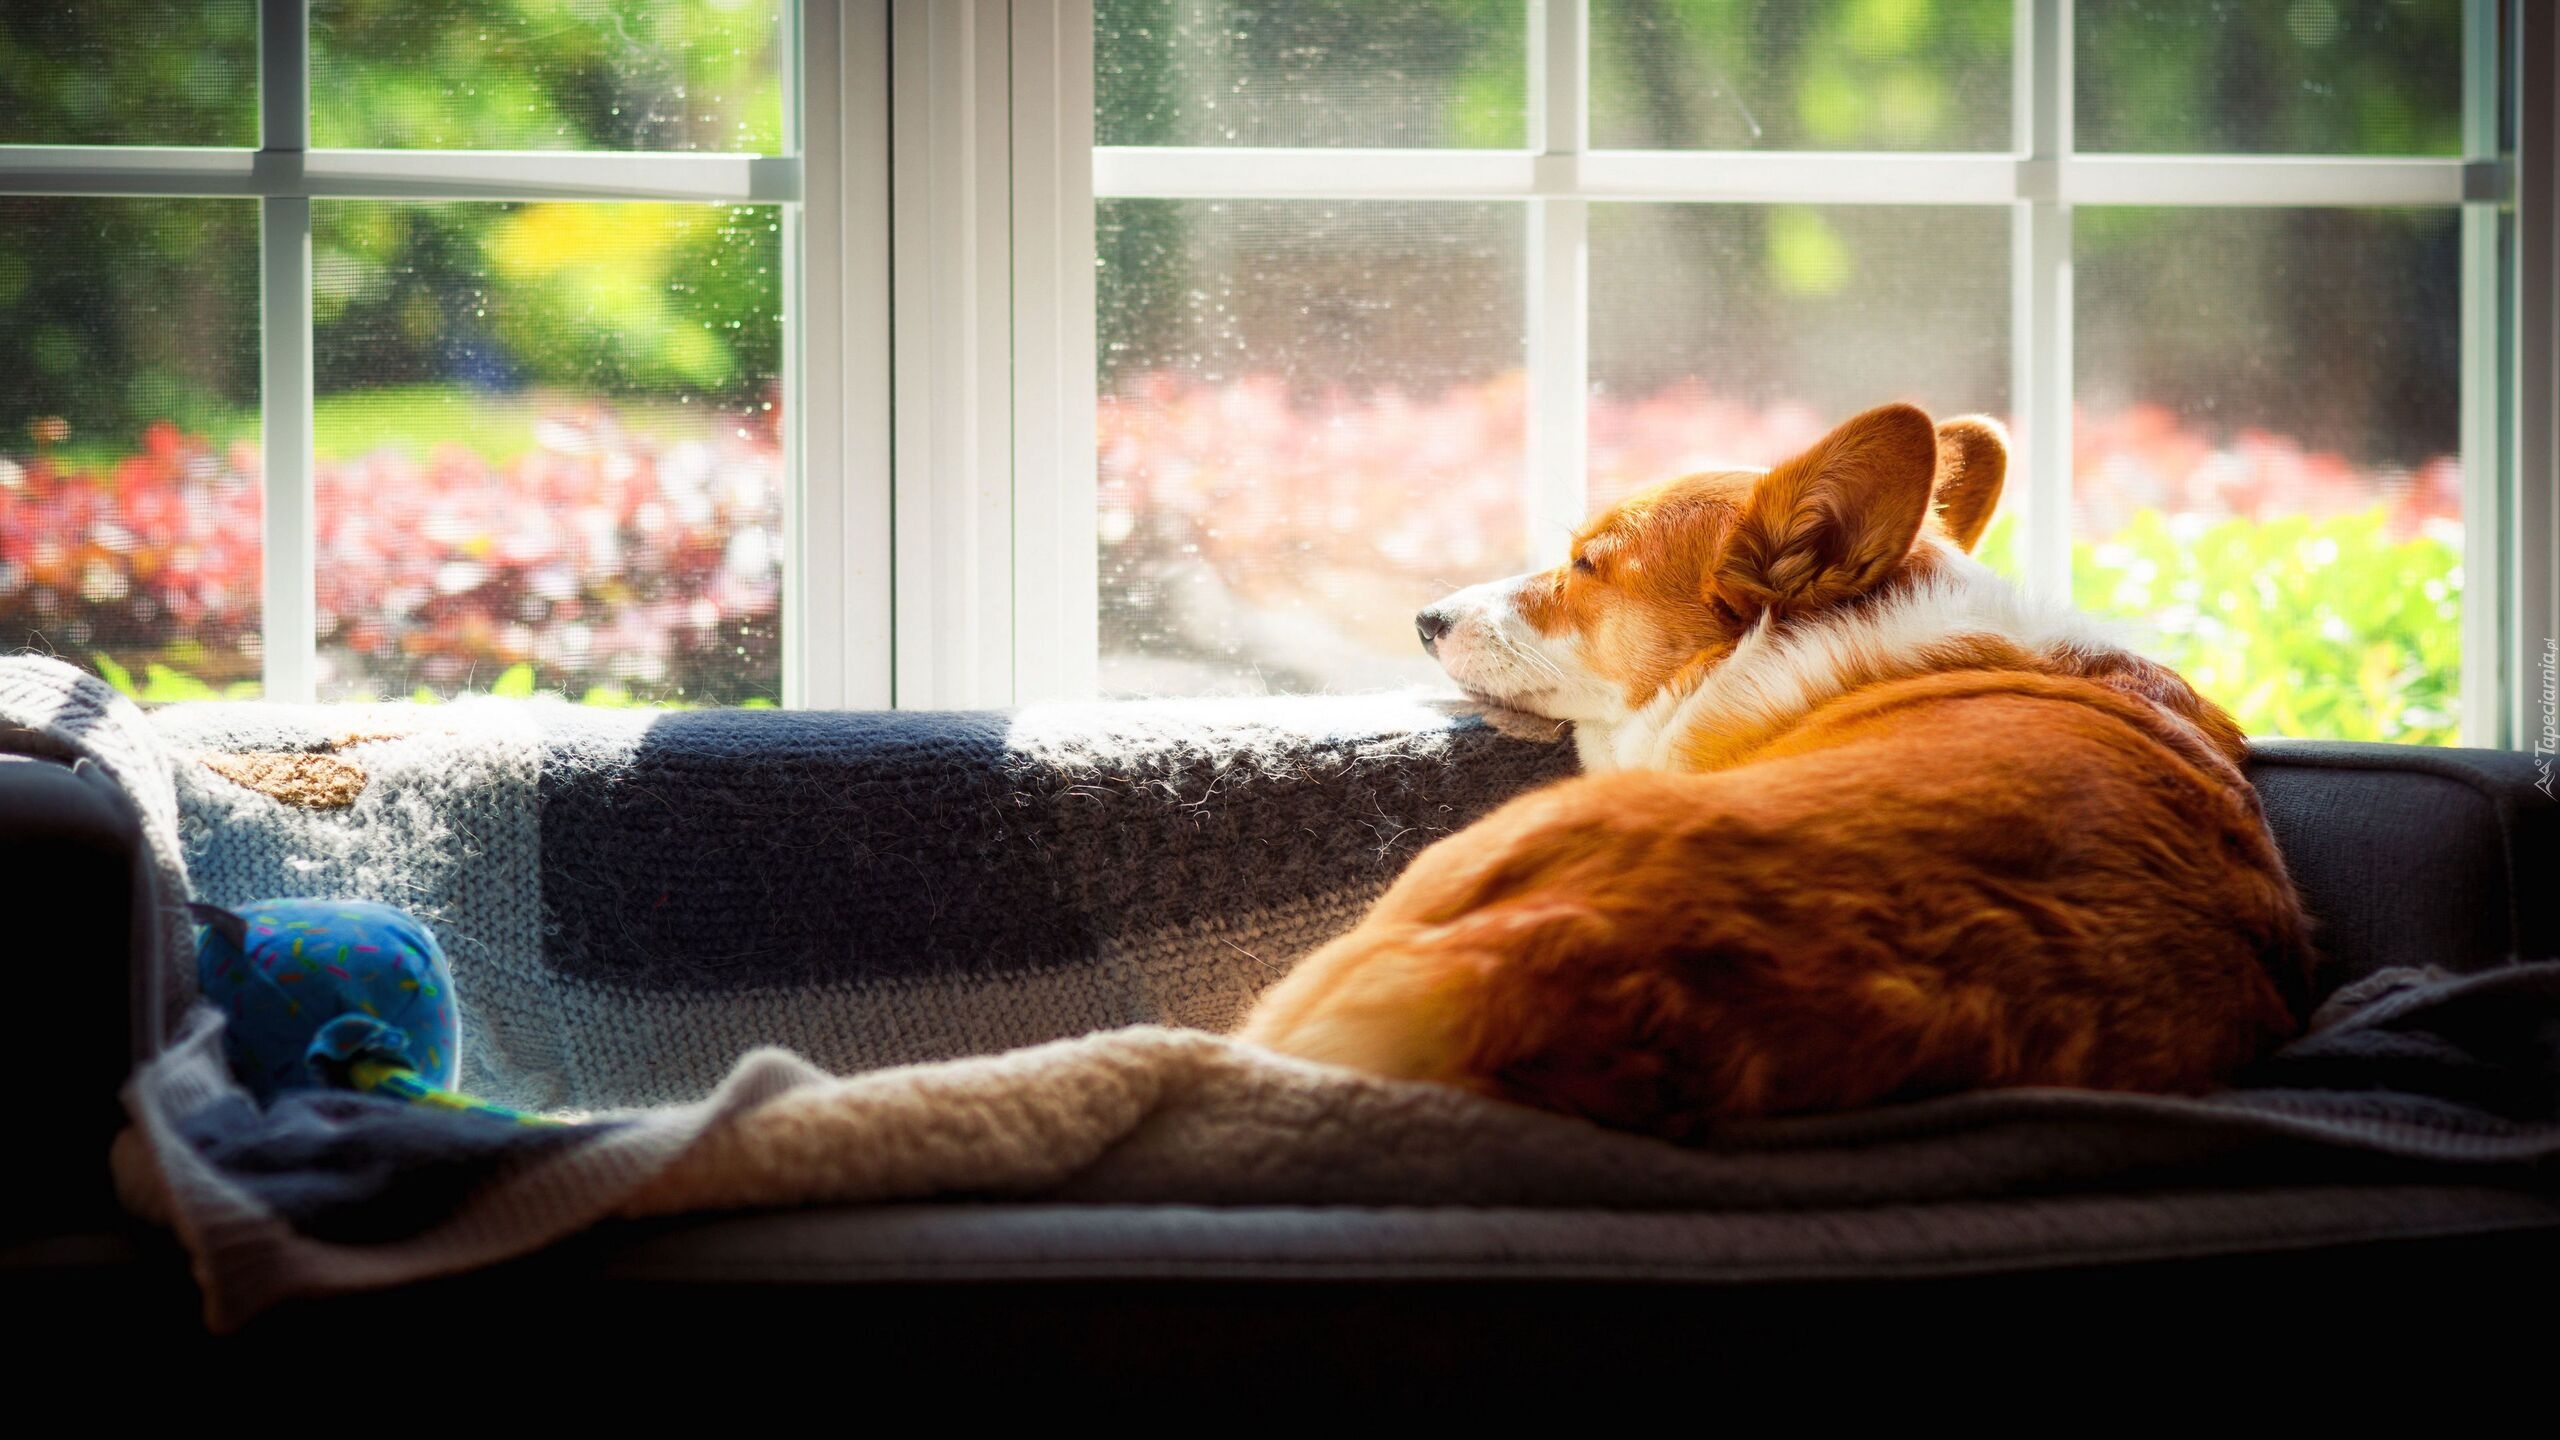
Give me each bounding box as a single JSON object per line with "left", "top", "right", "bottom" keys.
{"left": 2, "top": 1, "right": 795, "bottom": 705}
{"left": 1086, "top": 0, "right": 2532, "bottom": 746}
{"left": 4, "top": 3, "right": 2552, "bottom": 750}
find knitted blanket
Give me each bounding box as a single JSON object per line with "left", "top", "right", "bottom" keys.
{"left": 142, "top": 684, "right": 1577, "bottom": 1110}
{"left": 5, "top": 656, "right": 2556, "bottom": 1331}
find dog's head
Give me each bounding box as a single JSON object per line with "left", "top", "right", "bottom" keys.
{"left": 1418, "top": 402, "right": 2008, "bottom": 726}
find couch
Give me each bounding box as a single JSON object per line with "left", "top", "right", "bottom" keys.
{"left": 3, "top": 711, "right": 2555, "bottom": 1372}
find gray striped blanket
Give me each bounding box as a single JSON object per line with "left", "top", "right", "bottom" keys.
{"left": 140, "top": 682, "right": 1578, "bottom": 1111}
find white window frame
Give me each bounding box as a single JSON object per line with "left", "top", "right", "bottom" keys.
{"left": 877, "top": 0, "right": 1096, "bottom": 708}
{"left": 987, "top": 0, "right": 2548, "bottom": 745}
{"left": 0, "top": 0, "right": 876, "bottom": 706}
{"left": 3, "top": 3, "right": 2552, "bottom": 745}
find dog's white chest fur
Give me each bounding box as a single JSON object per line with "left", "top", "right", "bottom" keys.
{"left": 1566, "top": 547, "right": 2122, "bottom": 773}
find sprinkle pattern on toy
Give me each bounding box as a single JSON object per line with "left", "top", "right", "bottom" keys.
{"left": 191, "top": 897, "right": 547, "bottom": 1124}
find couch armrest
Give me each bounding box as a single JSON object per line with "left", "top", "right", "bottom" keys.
{"left": 2246, "top": 739, "right": 2559, "bottom": 981}
{"left": 0, "top": 754, "right": 145, "bottom": 1238}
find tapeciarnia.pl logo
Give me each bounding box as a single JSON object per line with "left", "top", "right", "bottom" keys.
{"left": 2535, "top": 636, "right": 2557, "bottom": 799}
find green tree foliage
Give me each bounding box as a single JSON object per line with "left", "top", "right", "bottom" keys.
{"left": 5, "top": 1, "right": 2476, "bottom": 737}
{"left": 2074, "top": 0, "right": 2461, "bottom": 155}
{"left": 0, "top": 197, "right": 261, "bottom": 448}
{"left": 0, "top": 0, "right": 783, "bottom": 445}
{"left": 307, "top": 0, "right": 782, "bottom": 153}
{"left": 309, "top": 200, "right": 780, "bottom": 408}
{"left": 0, "top": 2, "right": 257, "bottom": 145}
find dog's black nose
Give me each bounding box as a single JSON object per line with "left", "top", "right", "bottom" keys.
{"left": 1416, "top": 607, "right": 1453, "bottom": 652}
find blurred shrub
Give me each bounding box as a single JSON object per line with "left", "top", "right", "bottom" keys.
{"left": 312, "top": 201, "right": 781, "bottom": 409}
{"left": 3, "top": 378, "right": 2466, "bottom": 739}
{"left": 2072, "top": 509, "right": 2462, "bottom": 746}
{"left": 1103, "top": 374, "right": 2465, "bottom": 741}
{"left": 308, "top": 0, "right": 783, "bottom": 153}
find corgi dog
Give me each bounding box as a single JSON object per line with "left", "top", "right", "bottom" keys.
{"left": 1237, "top": 402, "right": 2313, "bottom": 1139}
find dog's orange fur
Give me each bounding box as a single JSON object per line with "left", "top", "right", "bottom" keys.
{"left": 1237, "top": 403, "right": 2313, "bottom": 1139}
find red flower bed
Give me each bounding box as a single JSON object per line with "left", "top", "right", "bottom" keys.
{"left": 5, "top": 376, "right": 2459, "bottom": 705}
{"left": 1097, "top": 374, "right": 2462, "bottom": 691}
{"left": 0, "top": 421, "right": 264, "bottom": 685}
{"left": 2, "top": 404, "right": 783, "bottom": 702}
{"left": 311, "top": 404, "right": 782, "bottom": 701}
{"left": 1101, "top": 374, "right": 2461, "bottom": 567}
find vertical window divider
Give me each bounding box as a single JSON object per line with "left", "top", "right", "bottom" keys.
{"left": 785, "top": 0, "right": 822, "bottom": 708}
{"left": 1009, "top": 0, "right": 1100, "bottom": 703}
{"left": 257, "top": 0, "right": 316, "bottom": 703}
{"left": 791, "top": 0, "right": 897, "bottom": 710}
{"left": 1525, "top": 0, "right": 1590, "bottom": 570}
{"left": 2460, "top": 0, "right": 2508, "bottom": 746}
{"left": 2012, "top": 0, "right": 2072, "bottom": 606}
{"left": 2514, "top": 0, "right": 2560, "bottom": 752}
{"left": 890, "top": 0, "right": 1018, "bottom": 708}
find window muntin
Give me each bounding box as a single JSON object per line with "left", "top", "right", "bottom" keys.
{"left": 1091, "top": 0, "right": 2494, "bottom": 744}
{"left": 0, "top": 2, "right": 790, "bottom": 709}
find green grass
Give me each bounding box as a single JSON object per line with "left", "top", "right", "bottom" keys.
{"left": 96, "top": 656, "right": 779, "bottom": 709}
{"left": 24, "top": 385, "right": 752, "bottom": 473}
{"left": 310, "top": 386, "right": 753, "bottom": 462}
{"left": 91, "top": 654, "right": 262, "bottom": 703}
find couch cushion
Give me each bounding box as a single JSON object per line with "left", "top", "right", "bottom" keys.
{"left": 565, "top": 1193, "right": 2560, "bottom": 1288}
{"left": 2247, "top": 740, "right": 2560, "bottom": 983}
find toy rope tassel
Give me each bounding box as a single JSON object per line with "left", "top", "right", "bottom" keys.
{"left": 190, "top": 898, "right": 553, "bottom": 1126}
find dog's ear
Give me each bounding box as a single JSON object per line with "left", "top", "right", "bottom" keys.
{"left": 1930, "top": 416, "right": 2008, "bottom": 554}
{"left": 1715, "top": 402, "right": 1937, "bottom": 615}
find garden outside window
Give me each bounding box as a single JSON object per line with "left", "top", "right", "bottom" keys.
{"left": 2, "top": 0, "right": 793, "bottom": 707}
{"left": 2, "top": 2, "right": 2553, "bottom": 753}
{"left": 1086, "top": 0, "right": 2518, "bottom": 747}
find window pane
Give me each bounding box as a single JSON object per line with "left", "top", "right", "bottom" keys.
{"left": 0, "top": 199, "right": 262, "bottom": 698}
{"left": 312, "top": 201, "right": 782, "bottom": 704}
{"left": 2075, "top": 207, "right": 2460, "bottom": 744}
{"left": 1589, "top": 0, "right": 2013, "bottom": 151}
{"left": 0, "top": 2, "right": 258, "bottom": 146}
{"left": 2076, "top": 0, "right": 2462, "bottom": 154}
{"left": 1098, "top": 199, "right": 1528, "bottom": 695}
{"left": 1588, "top": 203, "right": 2010, "bottom": 509}
{"left": 1096, "top": 0, "right": 1528, "bottom": 148}
{"left": 310, "top": 0, "right": 784, "bottom": 152}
